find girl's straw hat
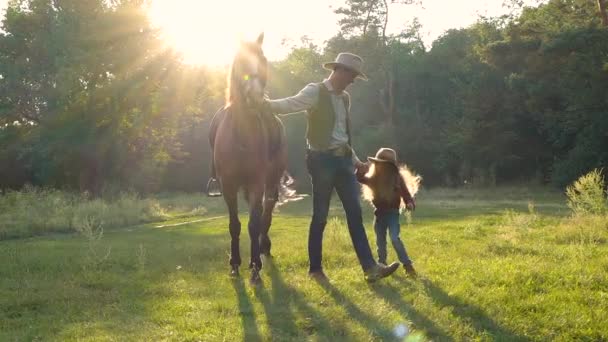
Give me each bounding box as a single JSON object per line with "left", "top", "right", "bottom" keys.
{"left": 367, "top": 147, "right": 398, "bottom": 167}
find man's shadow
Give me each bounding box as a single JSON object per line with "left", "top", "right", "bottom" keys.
{"left": 316, "top": 277, "right": 398, "bottom": 340}
{"left": 372, "top": 274, "right": 531, "bottom": 341}
{"left": 371, "top": 277, "right": 454, "bottom": 341}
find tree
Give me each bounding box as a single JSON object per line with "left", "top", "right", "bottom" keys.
{"left": 0, "top": 0, "right": 190, "bottom": 193}
{"left": 333, "top": 0, "right": 422, "bottom": 145}
{"left": 484, "top": 0, "right": 608, "bottom": 185}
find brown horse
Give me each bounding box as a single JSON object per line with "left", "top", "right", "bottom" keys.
{"left": 211, "top": 33, "right": 287, "bottom": 284}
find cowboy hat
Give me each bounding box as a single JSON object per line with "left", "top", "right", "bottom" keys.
{"left": 368, "top": 147, "right": 399, "bottom": 167}
{"left": 323, "top": 52, "right": 368, "bottom": 81}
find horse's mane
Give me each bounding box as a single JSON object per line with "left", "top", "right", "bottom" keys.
{"left": 226, "top": 52, "right": 244, "bottom": 105}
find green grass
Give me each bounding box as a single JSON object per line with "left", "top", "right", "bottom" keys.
{"left": 1, "top": 187, "right": 607, "bottom": 341}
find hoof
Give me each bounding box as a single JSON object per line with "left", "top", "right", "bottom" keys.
{"left": 261, "top": 251, "right": 273, "bottom": 258}
{"left": 230, "top": 265, "right": 239, "bottom": 277}
{"left": 249, "top": 268, "right": 261, "bottom": 285}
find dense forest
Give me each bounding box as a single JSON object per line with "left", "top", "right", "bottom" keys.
{"left": 1, "top": 0, "right": 607, "bottom": 194}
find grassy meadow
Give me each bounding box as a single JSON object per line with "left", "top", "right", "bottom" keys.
{"left": 1, "top": 186, "right": 607, "bottom": 341}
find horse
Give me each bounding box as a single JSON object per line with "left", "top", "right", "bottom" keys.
{"left": 211, "top": 33, "right": 288, "bottom": 285}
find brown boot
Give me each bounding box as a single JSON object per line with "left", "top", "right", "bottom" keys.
{"left": 365, "top": 262, "right": 400, "bottom": 283}
{"left": 404, "top": 263, "right": 417, "bottom": 278}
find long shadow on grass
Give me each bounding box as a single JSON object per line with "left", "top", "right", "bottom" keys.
{"left": 372, "top": 279, "right": 454, "bottom": 341}
{"left": 421, "top": 279, "right": 531, "bottom": 341}
{"left": 317, "top": 279, "right": 396, "bottom": 340}
{"left": 231, "top": 277, "right": 262, "bottom": 342}
{"left": 253, "top": 267, "right": 300, "bottom": 340}
{"left": 256, "top": 258, "right": 352, "bottom": 340}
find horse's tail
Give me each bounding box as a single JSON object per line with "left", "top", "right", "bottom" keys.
{"left": 277, "top": 171, "right": 306, "bottom": 205}
{"left": 281, "top": 172, "right": 295, "bottom": 187}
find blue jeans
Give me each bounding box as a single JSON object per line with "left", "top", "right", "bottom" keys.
{"left": 306, "top": 150, "right": 376, "bottom": 272}
{"left": 374, "top": 210, "right": 412, "bottom": 266}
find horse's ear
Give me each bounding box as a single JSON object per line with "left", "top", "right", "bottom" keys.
{"left": 237, "top": 32, "right": 246, "bottom": 46}
{"left": 256, "top": 32, "right": 264, "bottom": 46}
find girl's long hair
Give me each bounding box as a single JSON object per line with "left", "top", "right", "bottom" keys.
{"left": 362, "top": 162, "right": 421, "bottom": 209}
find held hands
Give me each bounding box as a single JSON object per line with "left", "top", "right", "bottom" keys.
{"left": 355, "top": 161, "right": 370, "bottom": 177}
{"left": 405, "top": 198, "right": 416, "bottom": 211}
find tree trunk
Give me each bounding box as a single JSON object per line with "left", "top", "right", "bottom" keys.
{"left": 79, "top": 147, "right": 102, "bottom": 196}
{"left": 379, "top": 70, "right": 396, "bottom": 143}
{"left": 382, "top": 0, "right": 389, "bottom": 42}
{"left": 363, "top": 1, "right": 374, "bottom": 35}
{"left": 599, "top": 0, "right": 608, "bottom": 27}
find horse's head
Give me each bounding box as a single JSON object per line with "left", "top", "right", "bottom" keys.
{"left": 227, "top": 33, "right": 268, "bottom": 107}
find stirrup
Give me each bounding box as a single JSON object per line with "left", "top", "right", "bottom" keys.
{"left": 206, "top": 178, "right": 222, "bottom": 197}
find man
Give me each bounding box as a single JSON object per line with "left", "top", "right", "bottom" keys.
{"left": 263, "top": 53, "right": 400, "bottom": 282}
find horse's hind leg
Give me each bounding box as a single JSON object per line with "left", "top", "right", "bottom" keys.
{"left": 223, "top": 184, "right": 241, "bottom": 276}
{"left": 260, "top": 185, "right": 278, "bottom": 257}
{"left": 261, "top": 144, "right": 287, "bottom": 257}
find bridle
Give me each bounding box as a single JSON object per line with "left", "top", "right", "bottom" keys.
{"left": 236, "top": 47, "right": 267, "bottom": 106}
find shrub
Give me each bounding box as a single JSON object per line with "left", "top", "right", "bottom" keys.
{"left": 0, "top": 187, "right": 168, "bottom": 239}
{"left": 565, "top": 169, "right": 608, "bottom": 215}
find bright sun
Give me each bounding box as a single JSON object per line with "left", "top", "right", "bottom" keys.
{"left": 148, "top": 0, "right": 268, "bottom": 67}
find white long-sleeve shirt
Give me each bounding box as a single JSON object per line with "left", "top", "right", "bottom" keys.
{"left": 268, "top": 79, "right": 362, "bottom": 165}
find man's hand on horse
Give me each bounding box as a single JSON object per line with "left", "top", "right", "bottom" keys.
{"left": 258, "top": 96, "right": 272, "bottom": 114}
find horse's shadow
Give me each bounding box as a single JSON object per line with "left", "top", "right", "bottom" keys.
{"left": 251, "top": 269, "right": 300, "bottom": 341}
{"left": 253, "top": 258, "right": 352, "bottom": 340}
{"left": 233, "top": 260, "right": 529, "bottom": 341}
{"left": 231, "top": 277, "right": 262, "bottom": 342}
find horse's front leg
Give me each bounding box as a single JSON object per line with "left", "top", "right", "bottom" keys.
{"left": 247, "top": 185, "right": 264, "bottom": 285}
{"left": 222, "top": 184, "right": 241, "bottom": 277}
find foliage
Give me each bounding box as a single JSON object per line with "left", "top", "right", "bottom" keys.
{"left": 565, "top": 168, "right": 608, "bottom": 215}
{"left": 1, "top": 0, "right": 607, "bottom": 192}
{"left": 0, "top": 0, "right": 224, "bottom": 193}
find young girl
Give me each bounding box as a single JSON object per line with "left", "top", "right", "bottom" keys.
{"left": 356, "top": 147, "right": 421, "bottom": 277}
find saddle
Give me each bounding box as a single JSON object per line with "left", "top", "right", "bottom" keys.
{"left": 262, "top": 113, "right": 284, "bottom": 157}
{"left": 209, "top": 106, "right": 283, "bottom": 158}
